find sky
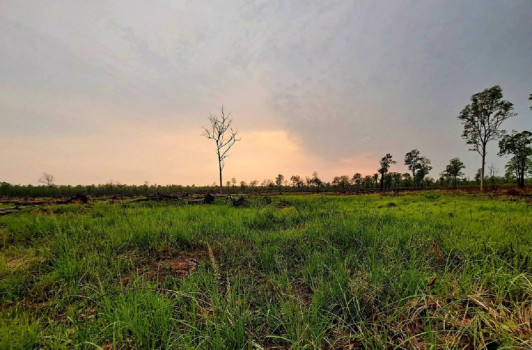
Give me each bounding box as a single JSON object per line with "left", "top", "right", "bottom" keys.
{"left": 1, "top": 0, "right": 531, "bottom": 186}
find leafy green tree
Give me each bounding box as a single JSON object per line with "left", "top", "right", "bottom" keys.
{"left": 402, "top": 173, "right": 412, "bottom": 187}
{"left": 438, "top": 173, "right": 449, "bottom": 186}
{"left": 332, "top": 175, "right": 350, "bottom": 190}
{"left": 498, "top": 131, "right": 532, "bottom": 187}
{"left": 378, "top": 154, "right": 396, "bottom": 190}
{"left": 372, "top": 173, "right": 379, "bottom": 188}
{"left": 263, "top": 179, "right": 275, "bottom": 188}
{"left": 352, "top": 173, "right": 362, "bottom": 188}
{"left": 290, "top": 175, "right": 303, "bottom": 191}
{"left": 404, "top": 149, "right": 420, "bottom": 186}
{"left": 504, "top": 157, "right": 532, "bottom": 184}
{"left": 307, "top": 171, "right": 322, "bottom": 191}
{"left": 404, "top": 149, "right": 432, "bottom": 187}
{"left": 391, "top": 172, "right": 402, "bottom": 188}
{"left": 275, "top": 174, "right": 284, "bottom": 187}
{"left": 415, "top": 157, "right": 432, "bottom": 188}
{"left": 362, "top": 175, "right": 373, "bottom": 189}
{"left": 382, "top": 173, "right": 393, "bottom": 189}
{"left": 458, "top": 86, "right": 516, "bottom": 191}
{"left": 443, "top": 158, "right": 465, "bottom": 187}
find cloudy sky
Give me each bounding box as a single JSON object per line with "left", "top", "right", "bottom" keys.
{"left": 1, "top": 1, "right": 531, "bottom": 185}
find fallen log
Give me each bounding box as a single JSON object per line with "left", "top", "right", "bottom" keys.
{"left": 204, "top": 193, "right": 215, "bottom": 204}
{"left": 147, "top": 194, "right": 184, "bottom": 200}
{"left": 0, "top": 199, "right": 55, "bottom": 205}
{"left": 65, "top": 194, "right": 90, "bottom": 204}
{"left": 0, "top": 193, "right": 90, "bottom": 206}
{"left": 0, "top": 207, "right": 22, "bottom": 216}
{"left": 125, "top": 194, "right": 188, "bottom": 204}
{"left": 230, "top": 196, "right": 248, "bottom": 207}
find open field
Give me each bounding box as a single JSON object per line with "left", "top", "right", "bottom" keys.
{"left": 1, "top": 191, "right": 531, "bottom": 349}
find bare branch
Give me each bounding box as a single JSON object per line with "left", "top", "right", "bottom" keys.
{"left": 39, "top": 172, "right": 55, "bottom": 187}
{"left": 201, "top": 106, "right": 241, "bottom": 190}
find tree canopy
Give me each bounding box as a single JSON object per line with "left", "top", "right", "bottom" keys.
{"left": 457, "top": 85, "right": 516, "bottom": 191}
{"left": 498, "top": 131, "right": 532, "bottom": 187}
{"left": 378, "top": 154, "right": 396, "bottom": 189}
{"left": 443, "top": 158, "right": 466, "bottom": 187}
{"left": 404, "top": 149, "right": 432, "bottom": 187}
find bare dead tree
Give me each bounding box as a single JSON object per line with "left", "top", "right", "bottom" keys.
{"left": 39, "top": 172, "right": 55, "bottom": 187}
{"left": 202, "top": 106, "right": 240, "bottom": 191}
{"left": 488, "top": 164, "right": 498, "bottom": 185}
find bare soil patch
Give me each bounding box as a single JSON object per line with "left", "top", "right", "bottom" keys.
{"left": 122, "top": 249, "right": 209, "bottom": 284}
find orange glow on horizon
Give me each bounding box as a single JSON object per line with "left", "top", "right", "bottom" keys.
{"left": 1, "top": 122, "right": 380, "bottom": 186}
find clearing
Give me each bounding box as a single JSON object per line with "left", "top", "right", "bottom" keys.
{"left": 1, "top": 191, "right": 531, "bottom": 349}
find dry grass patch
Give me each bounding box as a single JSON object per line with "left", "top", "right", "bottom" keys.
{"left": 121, "top": 249, "right": 209, "bottom": 284}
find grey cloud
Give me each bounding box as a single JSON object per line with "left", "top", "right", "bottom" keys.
{"left": 1, "top": 0, "right": 531, "bottom": 178}
{"left": 0, "top": 18, "right": 107, "bottom": 92}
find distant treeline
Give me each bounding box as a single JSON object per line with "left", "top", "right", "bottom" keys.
{"left": 0, "top": 176, "right": 528, "bottom": 198}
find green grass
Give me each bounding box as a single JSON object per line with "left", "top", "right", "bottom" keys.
{"left": 0, "top": 191, "right": 530, "bottom": 349}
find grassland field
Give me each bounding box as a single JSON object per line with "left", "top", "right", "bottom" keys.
{"left": 0, "top": 191, "right": 531, "bottom": 349}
